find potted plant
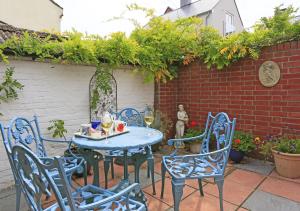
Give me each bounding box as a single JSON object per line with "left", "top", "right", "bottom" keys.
{"left": 151, "top": 110, "right": 173, "bottom": 152}
{"left": 183, "top": 121, "right": 203, "bottom": 153}
{"left": 229, "top": 131, "right": 255, "bottom": 163}
{"left": 259, "top": 136, "right": 300, "bottom": 178}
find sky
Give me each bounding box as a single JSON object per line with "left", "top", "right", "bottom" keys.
{"left": 54, "top": 0, "right": 300, "bottom": 36}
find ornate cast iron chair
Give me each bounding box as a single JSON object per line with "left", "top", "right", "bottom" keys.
{"left": 0, "top": 116, "right": 84, "bottom": 211}
{"left": 104, "top": 108, "right": 156, "bottom": 194}
{"left": 161, "top": 112, "right": 236, "bottom": 211}
{"left": 11, "top": 144, "right": 146, "bottom": 211}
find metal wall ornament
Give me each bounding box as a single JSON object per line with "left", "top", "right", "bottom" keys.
{"left": 259, "top": 61, "right": 281, "bottom": 87}
{"left": 89, "top": 70, "right": 117, "bottom": 121}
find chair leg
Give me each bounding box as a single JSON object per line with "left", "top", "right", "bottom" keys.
{"left": 15, "top": 184, "right": 21, "bottom": 211}
{"left": 134, "top": 162, "right": 140, "bottom": 183}
{"left": 172, "top": 179, "right": 185, "bottom": 211}
{"left": 215, "top": 177, "right": 224, "bottom": 211}
{"left": 148, "top": 157, "right": 156, "bottom": 195}
{"left": 83, "top": 161, "right": 88, "bottom": 186}
{"left": 111, "top": 158, "right": 114, "bottom": 179}
{"left": 104, "top": 158, "right": 111, "bottom": 189}
{"left": 160, "top": 161, "right": 166, "bottom": 199}
{"left": 147, "top": 160, "right": 150, "bottom": 178}
{"left": 198, "top": 178, "right": 204, "bottom": 196}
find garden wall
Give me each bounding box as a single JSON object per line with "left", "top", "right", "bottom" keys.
{"left": 0, "top": 58, "right": 154, "bottom": 190}
{"left": 155, "top": 40, "right": 300, "bottom": 138}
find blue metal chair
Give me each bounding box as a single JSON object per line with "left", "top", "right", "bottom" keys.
{"left": 11, "top": 144, "right": 146, "bottom": 211}
{"left": 104, "top": 108, "right": 156, "bottom": 194}
{"left": 161, "top": 112, "right": 236, "bottom": 211}
{"left": 0, "top": 116, "right": 84, "bottom": 211}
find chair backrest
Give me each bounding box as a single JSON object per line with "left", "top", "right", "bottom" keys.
{"left": 0, "top": 116, "right": 46, "bottom": 158}
{"left": 117, "top": 108, "right": 144, "bottom": 127}
{"left": 200, "top": 112, "right": 236, "bottom": 162}
{"left": 11, "top": 144, "right": 73, "bottom": 211}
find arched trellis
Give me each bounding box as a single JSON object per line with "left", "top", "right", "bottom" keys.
{"left": 89, "top": 71, "right": 117, "bottom": 122}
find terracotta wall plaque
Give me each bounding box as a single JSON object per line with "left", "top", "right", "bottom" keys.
{"left": 259, "top": 61, "right": 281, "bottom": 87}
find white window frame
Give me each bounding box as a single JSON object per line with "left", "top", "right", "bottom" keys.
{"left": 225, "top": 11, "right": 235, "bottom": 36}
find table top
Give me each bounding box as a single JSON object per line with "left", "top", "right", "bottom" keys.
{"left": 72, "top": 126, "right": 163, "bottom": 150}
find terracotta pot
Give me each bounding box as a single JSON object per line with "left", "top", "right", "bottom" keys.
{"left": 190, "top": 142, "right": 201, "bottom": 154}
{"left": 272, "top": 149, "right": 300, "bottom": 179}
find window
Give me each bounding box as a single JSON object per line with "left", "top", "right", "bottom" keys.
{"left": 225, "top": 12, "right": 235, "bottom": 36}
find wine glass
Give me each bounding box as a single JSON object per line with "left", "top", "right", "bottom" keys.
{"left": 144, "top": 106, "right": 154, "bottom": 136}
{"left": 101, "top": 111, "right": 113, "bottom": 143}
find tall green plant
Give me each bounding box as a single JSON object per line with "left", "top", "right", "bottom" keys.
{"left": 0, "top": 67, "right": 24, "bottom": 115}
{"left": 0, "top": 5, "right": 299, "bottom": 82}
{"left": 47, "top": 119, "right": 68, "bottom": 141}
{"left": 90, "top": 65, "right": 113, "bottom": 111}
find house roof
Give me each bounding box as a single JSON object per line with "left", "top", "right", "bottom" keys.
{"left": 49, "top": 0, "right": 63, "bottom": 10}
{"left": 0, "top": 21, "right": 60, "bottom": 44}
{"left": 164, "top": 6, "right": 174, "bottom": 15}
{"left": 162, "top": 0, "right": 220, "bottom": 20}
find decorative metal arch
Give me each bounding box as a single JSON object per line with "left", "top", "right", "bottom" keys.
{"left": 89, "top": 71, "right": 117, "bottom": 121}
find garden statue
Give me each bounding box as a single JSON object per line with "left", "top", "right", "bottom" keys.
{"left": 175, "top": 105, "right": 188, "bottom": 148}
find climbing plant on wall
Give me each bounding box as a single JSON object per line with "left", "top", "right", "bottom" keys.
{"left": 0, "top": 67, "right": 24, "bottom": 115}
{"left": 0, "top": 5, "right": 299, "bottom": 83}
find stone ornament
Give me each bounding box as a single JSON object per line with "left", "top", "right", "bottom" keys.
{"left": 175, "top": 104, "right": 189, "bottom": 139}
{"left": 259, "top": 61, "right": 281, "bottom": 87}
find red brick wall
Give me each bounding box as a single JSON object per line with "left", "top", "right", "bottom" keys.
{"left": 155, "top": 41, "right": 300, "bottom": 137}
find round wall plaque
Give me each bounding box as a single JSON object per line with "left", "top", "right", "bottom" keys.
{"left": 259, "top": 61, "right": 281, "bottom": 87}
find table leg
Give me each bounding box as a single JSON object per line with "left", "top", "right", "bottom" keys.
{"left": 123, "top": 149, "right": 128, "bottom": 180}
{"left": 107, "top": 149, "right": 148, "bottom": 209}
{"left": 77, "top": 148, "right": 103, "bottom": 187}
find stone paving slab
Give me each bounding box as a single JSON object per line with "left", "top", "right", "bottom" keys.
{"left": 243, "top": 190, "right": 300, "bottom": 211}
{"left": 233, "top": 157, "right": 274, "bottom": 175}
{"left": 0, "top": 188, "right": 28, "bottom": 211}
{"left": 128, "top": 168, "right": 161, "bottom": 189}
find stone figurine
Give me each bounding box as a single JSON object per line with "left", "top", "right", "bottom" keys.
{"left": 175, "top": 104, "right": 189, "bottom": 139}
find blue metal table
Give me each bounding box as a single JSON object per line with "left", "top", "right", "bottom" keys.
{"left": 72, "top": 126, "right": 163, "bottom": 205}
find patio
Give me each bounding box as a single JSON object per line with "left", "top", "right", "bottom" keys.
{"left": 1, "top": 154, "right": 299, "bottom": 211}
{"left": 0, "top": 2, "right": 299, "bottom": 211}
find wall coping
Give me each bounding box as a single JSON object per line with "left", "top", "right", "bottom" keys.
{"left": 1, "top": 56, "right": 135, "bottom": 71}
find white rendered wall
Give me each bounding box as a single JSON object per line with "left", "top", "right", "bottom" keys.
{"left": 0, "top": 59, "right": 154, "bottom": 190}
{"left": 0, "top": 0, "right": 63, "bottom": 32}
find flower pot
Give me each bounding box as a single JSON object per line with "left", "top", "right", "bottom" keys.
{"left": 229, "top": 149, "right": 245, "bottom": 163}
{"left": 272, "top": 149, "right": 300, "bottom": 179}
{"left": 190, "top": 142, "right": 201, "bottom": 154}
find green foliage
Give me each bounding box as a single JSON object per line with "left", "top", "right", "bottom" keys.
{"left": 47, "top": 119, "right": 67, "bottom": 141}
{"left": 259, "top": 136, "right": 300, "bottom": 160}
{"left": 276, "top": 138, "right": 300, "bottom": 154}
{"left": 151, "top": 110, "right": 173, "bottom": 145}
{"left": 0, "top": 5, "right": 299, "bottom": 82}
{"left": 182, "top": 128, "right": 203, "bottom": 144}
{"left": 232, "top": 131, "right": 256, "bottom": 153}
{"left": 131, "top": 16, "right": 203, "bottom": 82}
{"left": 0, "top": 67, "right": 24, "bottom": 115}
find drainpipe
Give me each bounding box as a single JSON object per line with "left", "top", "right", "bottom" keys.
{"left": 204, "top": 10, "right": 212, "bottom": 26}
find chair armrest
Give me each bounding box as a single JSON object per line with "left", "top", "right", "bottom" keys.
{"left": 166, "top": 147, "right": 230, "bottom": 178}
{"left": 168, "top": 132, "right": 206, "bottom": 146}
{"left": 180, "top": 146, "right": 229, "bottom": 159}
{"left": 79, "top": 183, "right": 141, "bottom": 210}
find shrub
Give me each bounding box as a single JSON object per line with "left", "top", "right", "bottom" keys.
{"left": 232, "top": 131, "right": 256, "bottom": 153}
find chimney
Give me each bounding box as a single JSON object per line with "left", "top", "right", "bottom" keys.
{"left": 180, "top": 0, "right": 192, "bottom": 7}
